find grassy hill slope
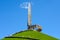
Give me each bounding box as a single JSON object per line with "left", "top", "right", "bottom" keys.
{"left": 2, "top": 30, "right": 58, "bottom": 40}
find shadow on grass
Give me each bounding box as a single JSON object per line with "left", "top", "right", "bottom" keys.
{"left": 5, "top": 36, "right": 39, "bottom": 40}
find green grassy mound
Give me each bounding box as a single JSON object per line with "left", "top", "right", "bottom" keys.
{"left": 2, "top": 30, "right": 58, "bottom": 40}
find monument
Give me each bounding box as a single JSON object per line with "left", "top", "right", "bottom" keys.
{"left": 21, "top": 2, "right": 42, "bottom": 32}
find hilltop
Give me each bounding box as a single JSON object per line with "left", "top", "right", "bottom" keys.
{"left": 2, "top": 30, "right": 58, "bottom": 40}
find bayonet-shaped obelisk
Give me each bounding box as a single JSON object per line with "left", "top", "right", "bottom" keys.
{"left": 21, "top": 2, "right": 42, "bottom": 31}
{"left": 27, "top": 2, "right": 32, "bottom": 30}
{"left": 28, "top": 2, "right": 31, "bottom": 26}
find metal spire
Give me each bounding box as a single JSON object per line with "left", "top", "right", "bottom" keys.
{"left": 20, "top": 2, "right": 32, "bottom": 29}
{"left": 27, "top": 2, "right": 32, "bottom": 26}
{"left": 20, "top": 2, "right": 42, "bottom": 31}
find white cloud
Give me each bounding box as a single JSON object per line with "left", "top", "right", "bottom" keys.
{"left": 20, "top": 2, "right": 29, "bottom": 9}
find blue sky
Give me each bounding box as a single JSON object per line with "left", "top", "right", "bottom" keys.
{"left": 0, "top": 0, "right": 60, "bottom": 39}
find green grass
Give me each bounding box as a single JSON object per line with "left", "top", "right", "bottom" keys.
{"left": 2, "top": 30, "right": 58, "bottom": 40}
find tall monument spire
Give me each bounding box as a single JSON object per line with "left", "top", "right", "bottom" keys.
{"left": 27, "top": 2, "right": 32, "bottom": 29}
{"left": 21, "top": 2, "right": 42, "bottom": 31}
